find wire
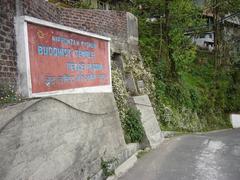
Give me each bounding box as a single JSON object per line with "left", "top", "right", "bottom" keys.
{"left": 0, "top": 97, "right": 117, "bottom": 134}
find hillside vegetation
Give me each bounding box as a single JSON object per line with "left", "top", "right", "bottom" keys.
{"left": 128, "top": 0, "right": 240, "bottom": 132}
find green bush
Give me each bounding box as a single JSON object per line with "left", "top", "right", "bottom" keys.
{"left": 112, "top": 64, "right": 145, "bottom": 144}
{"left": 101, "top": 158, "right": 118, "bottom": 179}
{"left": 0, "top": 84, "right": 22, "bottom": 107}
{"left": 123, "top": 107, "right": 145, "bottom": 143}
{"left": 48, "top": 0, "right": 92, "bottom": 8}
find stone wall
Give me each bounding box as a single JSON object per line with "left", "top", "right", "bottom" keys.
{"left": 0, "top": 0, "right": 17, "bottom": 86}
{"left": 59, "top": 8, "right": 129, "bottom": 53}
{"left": 21, "top": 0, "right": 131, "bottom": 53}
{"left": 22, "top": 0, "right": 61, "bottom": 23}
{"left": 60, "top": 8, "right": 127, "bottom": 40}
{"left": 21, "top": 0, "right": 128, "bottom": 41}
{"left": 0, "top": 0, "right": 138, "bottom": 87}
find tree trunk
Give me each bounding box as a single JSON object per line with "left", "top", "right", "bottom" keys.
{"left": 213, "top": 0, "right": 220, "bottom": 67}
{"left": 164, "top": 0, "right": 177, "bottom": 79}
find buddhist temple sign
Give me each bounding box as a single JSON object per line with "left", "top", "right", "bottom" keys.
{"left": 15, "top": 16, "right": 111, "bottom": 97}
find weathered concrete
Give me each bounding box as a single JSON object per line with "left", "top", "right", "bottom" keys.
{"left": 0, "top": 100, "right": 40, "bottom": 132}
{"left": 107, "top": 148, "right": 139, "bottom": 180}
{"left": 133, "top": 95, "right": 163, "bottom": 149}
{"left": 126, "top": 12, "right": 139, "bottom": 55}
{"left": 230, "top": 114, "right": 240, "bottom": 128}
{"left": 0, "top": 93, "right": 127, "bottom": 180}
{"left": 113, "top": 154, "right": 138, "bottom": 179}
{"left": 136, "top": 80, "right": 145, "bottom": 94}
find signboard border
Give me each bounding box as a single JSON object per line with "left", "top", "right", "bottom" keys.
{"left": 15, "top": 16, "right": 112, "bottom": 98}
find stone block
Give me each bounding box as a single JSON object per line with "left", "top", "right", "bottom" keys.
{"left": 136, "top": 80, "right": 145, "bottom": 94}
{"left": 114, "top": 154, "right": 137, "bottom": 178}
{"left": 127, "top": 12, "right": 138, "bottom": 44}
{"left": 133, "top": 95, "right": 164, "bottom": 149}
{"left": 125, "top": 72, "right": 138, "bottom": 95}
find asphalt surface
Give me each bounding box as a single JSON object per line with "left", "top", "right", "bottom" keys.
{"left": 119, "top": 129, "right": 240, "bottom": 180}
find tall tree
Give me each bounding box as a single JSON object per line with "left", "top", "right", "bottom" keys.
{"left": 168, "top": 0, "right": 203, "bottom": 77}
{"left": 133, "top": 0, "right": 203, "bottom": 79}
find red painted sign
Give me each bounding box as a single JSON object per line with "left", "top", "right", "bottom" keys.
{"left": 27, "top": 23, "right": 110, "bottom": 94}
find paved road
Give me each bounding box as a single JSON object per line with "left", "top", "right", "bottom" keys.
{"left": 119, "top": 129, "right": 240, "bottom": 180}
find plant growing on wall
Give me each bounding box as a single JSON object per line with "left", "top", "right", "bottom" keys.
{"left": 112, "top": 65, "right": 145, "bottom": 143}
{"left": 124, "top": 55, "right": 156, "bottom": 97}
{"left": 111, "top": 68, "right": 129, "bottom": 121}
{"left": 101, "top": 157, "right": 118, "bottom": 179}
{"left": 0, "top": 84, "right": 22, "bottom": 107}
{"left": 123, "top": 107, "right": 144, "bottom": 143}
{"left": 48, "top": 0, "right": 92, "bottom": 8}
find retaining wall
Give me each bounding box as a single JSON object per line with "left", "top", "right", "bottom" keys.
{"left": 0, "top": 94, "right": 128, "bottom": 180}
